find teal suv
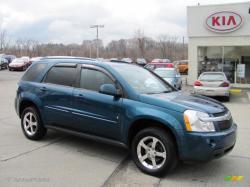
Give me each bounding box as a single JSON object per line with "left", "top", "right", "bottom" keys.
{"left": 15, "top": 57, "right": 237, "bottom": 176}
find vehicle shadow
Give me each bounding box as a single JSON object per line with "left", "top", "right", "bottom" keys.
{"left": 44, "top": 129, "right": 128, "bottom": 163}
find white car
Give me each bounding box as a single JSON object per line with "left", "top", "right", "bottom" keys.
{"left": 136, "top": 58, "right": 147, "bottom": 66}
{"left": 121, "top": 58, "right": 133, "bottom": 63}
{"left": 194, "top": 72, "right": 231, "bottom": 101}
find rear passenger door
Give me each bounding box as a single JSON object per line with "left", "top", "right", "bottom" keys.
{"left": 72, "top": 65, "right": 122, "bottom": 140}
{"left": 39, "top": 63, "right": 77, "bottom": 128}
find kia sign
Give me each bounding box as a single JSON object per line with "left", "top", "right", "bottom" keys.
{"left": 206, "top": 11, "right": 243, "bottom": 33}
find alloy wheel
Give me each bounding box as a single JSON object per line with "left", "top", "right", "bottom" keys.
{"left": 137, "top": 136, "right": 167, "bottom": 170}
{"left": 23, "top": 112, "right": 38, "bottom": 136}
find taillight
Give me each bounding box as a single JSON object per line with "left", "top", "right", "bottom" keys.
{"left": 220, "top": 82, "right": 229, "bottom": 87}
{"left": 194, "top": 80, "right": 203, "bottom": 86}
{"left": 166, "top": 63, "right": 174, "bottom": 68}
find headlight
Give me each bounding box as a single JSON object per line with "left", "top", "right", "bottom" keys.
{"left": 184, "top": 110, "right": 215, "bottom": 132}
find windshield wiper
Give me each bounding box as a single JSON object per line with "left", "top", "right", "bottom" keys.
{"left": 161, "top": 90, "right": 172, "bottom": 93}
{"left": 144, "top": 90, "right": 172, "bottom": 94}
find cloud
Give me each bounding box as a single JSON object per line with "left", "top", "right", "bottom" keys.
{"left": 0, "top": 0, "right": 248, "bottom": 45}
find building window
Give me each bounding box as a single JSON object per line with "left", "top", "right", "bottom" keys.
{"left": 198, "top": 46, "right": 250, "bottom": 84}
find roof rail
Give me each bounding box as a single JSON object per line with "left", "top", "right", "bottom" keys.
{"left": 41, "top": 56, "right": 95, "bottom": 61}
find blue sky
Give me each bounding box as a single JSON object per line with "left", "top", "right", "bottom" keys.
{"left": 0, "top": 0, "right": 248, "bottom": 44}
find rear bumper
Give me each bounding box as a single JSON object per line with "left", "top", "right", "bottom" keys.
{"left": 178, "top": 123, "right": 237, "bottom": 161}
{"left": 194, "top": 86, "right": 230, "bottom": 96}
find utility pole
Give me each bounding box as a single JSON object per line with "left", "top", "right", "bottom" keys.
{"left": 182, "top": 36, "right": 185, "bottom": 60}
{"left": 90, "top": 25, "right": 104, "bottom": 58}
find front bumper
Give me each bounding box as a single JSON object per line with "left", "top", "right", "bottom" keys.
{"left": 9, "top": 66, "right": 25, "bottom": 71}
{"left": 178, "top": 123, "right": 237, "bottom": 161}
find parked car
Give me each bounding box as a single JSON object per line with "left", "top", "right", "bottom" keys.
{"left": 154, "top": 68, "right": 182, "bottom": 90}
{"left": 151, "top": 59, "right": 171, "bottom": 63}
{"left": 161, "top": 59, "right": 171, "bottom": 63}
{"left": 109, "top": 58, "right": 118, "bottom": 61}
{"left": 136, "top": 58, "right": 147, "bottom": 66}
{"left": 145, "top": 62, "right": 174, "bottom": 70}
{"left": 15, "top": 58, "right": 237, "bottom": 176}
{"left": 8, "top": 58, "right": 29, "bottom": 71}
{"left": 3, "top": 55, "right": 16, "bottom": 65}
{"left": 121, "top": 58, "right": 133, "bottom": 63}
{"left": 0, "top": 57, "right": 8, "bottom": 70}
{"left": 174, "top": 60, "right": 188, "bottom": 74}
{"left": 194, "top": 72, "right": 231, "bottom": 101}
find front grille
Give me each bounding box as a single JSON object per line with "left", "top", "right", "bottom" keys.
{"left": 213, "top": 110, "right": 228, "bottom": 117}
{"left": 217, "top": 118, "right": 233, "bottom": 131}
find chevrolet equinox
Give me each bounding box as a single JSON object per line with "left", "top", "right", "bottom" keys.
{"left": 15, "top": 57, "right": 237, "bottom": 176}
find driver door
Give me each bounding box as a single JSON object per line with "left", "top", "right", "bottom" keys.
{"left": 72, "top": 65, "right": 122, "bottom": 140}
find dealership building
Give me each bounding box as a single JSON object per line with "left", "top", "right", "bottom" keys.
{"left": 187, "top": 2, "right": 250, "bottom": 87}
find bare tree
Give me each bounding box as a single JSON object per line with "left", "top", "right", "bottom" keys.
{"left": 0, "top": 29, "right": 9, "bottom": 52}
{"left": 158, "top": 35, "right": 179, "bottom": 61}
{"left": 135, "top": 29, "right": 146, "bottom": 58}
{"left": 4, "top": 33, "right": 187, "bottom": 61}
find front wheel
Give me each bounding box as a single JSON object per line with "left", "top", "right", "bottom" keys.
{"left": 21, "top": 107, "right": 47, "bottom": 140}
{"left": 131, "top": 127, "right": 178, "bottom": 177}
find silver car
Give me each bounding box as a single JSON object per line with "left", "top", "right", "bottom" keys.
{"left": 154, "top": 68, "right": 182, "bottom": 90}
{"left": 194, "top": 72, "right": 231, "bottom": 101}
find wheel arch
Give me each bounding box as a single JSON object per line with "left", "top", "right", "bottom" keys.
{"left": 19, "top": 99, "right": 41, "bottom": 118}
{"left": 127, "top": 118, "right": 181, "bottom": 155}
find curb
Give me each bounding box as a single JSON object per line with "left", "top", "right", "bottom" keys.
{"left": 230, "top": 89, "right": 242, "bottom": 94}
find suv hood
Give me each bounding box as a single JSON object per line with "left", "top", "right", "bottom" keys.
{"left": 139, "top": 91, "right": 226, "bottom": 114}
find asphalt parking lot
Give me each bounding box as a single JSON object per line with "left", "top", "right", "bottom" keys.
{"left": 0, "top": 70, "right": 250, "bottom": 187}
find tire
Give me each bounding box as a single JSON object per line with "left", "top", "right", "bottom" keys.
{"left": 224, "top": 96, "right": 230, "bottom": 102}
{"left": 21, "top": 107, "right": 47, "bottom": 140}
{"left": 131, "top": 127, "right": 178, "bottom": 177}
{"left": 179, "top": 83, "right": 182, "bottom": 90}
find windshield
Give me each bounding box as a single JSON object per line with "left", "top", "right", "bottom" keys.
{"left": 154, "top": 69, "right": 175, "bottom": 78}
{"left": 12, "top": 59, "right": 24, "bottom": 64}
{"left": 199, "top": 73, "right": 225, "bottom": 81}
{"left": 112, "top": 65, "right": 173, "bottom": 94}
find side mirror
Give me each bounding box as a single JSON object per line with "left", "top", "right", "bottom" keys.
{"left": 99, "top": 84, "right": 121, "bottom": 97}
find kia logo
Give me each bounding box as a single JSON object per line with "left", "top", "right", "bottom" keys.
{"left": 206, "top": 11, "right": 243, "bottom": 33}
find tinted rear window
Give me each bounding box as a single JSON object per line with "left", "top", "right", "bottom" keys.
{"left": 44, "top": 66, "right": 76, "bottom": 87}
{"left": 199, "top": 73, "right": 225, "bottom": 81}
{"left": 22, "top": 63, "right": 47, "bottom": 82}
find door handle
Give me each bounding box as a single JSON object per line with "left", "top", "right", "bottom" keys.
{"left": 40, "top": 87, "right": 47, "bottom": 91}
{"left": 78, "top": 93, "right": 84, "bottom": 97}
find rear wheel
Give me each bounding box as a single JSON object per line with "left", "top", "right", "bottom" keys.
{"left": 131, "top": 127, "right": 178, "bottom": 177}
{"left": 21, "top": 107, "right": 47, "bottom": 140}
{"left": 179, "top": 83, "right": 182, "bottom": 90}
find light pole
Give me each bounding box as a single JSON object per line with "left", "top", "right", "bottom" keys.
{"left": 90, "top": 25, "right": 104, "bottom": 58}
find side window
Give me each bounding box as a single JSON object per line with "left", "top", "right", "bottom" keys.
{"left": 80, "top": 68, "right": 114, "bottom": 92}
{"left": 22, "top": 63, "right": 47, "bottom": 82}
{"left": 44, "top": 66, "right": 76, "bottom": 87}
